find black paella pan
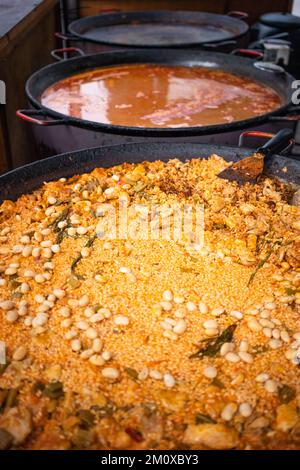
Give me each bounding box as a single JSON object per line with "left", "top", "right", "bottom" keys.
{"left": 61, "top": 10, "right": 250, "bottom": 54}
{"left": 0, "top": 140, "right": 299, "bottom": 203}
{"left": 16, "top": 49, "right": 300, "bottom": 157}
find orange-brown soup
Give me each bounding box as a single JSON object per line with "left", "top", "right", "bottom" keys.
{"left": 41, "top": 64, "right": 282, "bottom": 128}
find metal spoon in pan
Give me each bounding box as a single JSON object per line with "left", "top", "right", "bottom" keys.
{"left": 218, "top": 129, "right": 295, "bottom": 185}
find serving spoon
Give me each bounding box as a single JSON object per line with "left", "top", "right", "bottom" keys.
{"left": 217, "top": 129, "right": 294, "bottom": 185}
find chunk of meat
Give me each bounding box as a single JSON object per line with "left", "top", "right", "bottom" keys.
{"left": 0, "top": 407, "right": 32, "bottom": 446}
{"left": 183, "top": 423, "right": 239, "bottom": 450}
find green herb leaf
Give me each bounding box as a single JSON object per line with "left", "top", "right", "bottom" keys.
{"left": 50, "top": 207, "right": 69, "bottom": 232}
{"left": 248, "top": 238, "right": 294, "bottom": 287}
{"left": 82, "top": 178, "right": 100, "bottom": 192}
{"left": 190, "top": 324, "right": 237, "bottom": 359}
{"left": 125, "top": 367, "right": 138, "bottom": 381}
{"left": 248, "top": 241, "right": 280, "bottom": 286}
{"left": 211, "top": 377, "right": 226, "bottom": 389}
{"left": 12, "top": 292, "right": 23, "bottom": 299}
{"left": 71, "top": 235, "right": 97, "bottom": 279}
{"left": 285, "top": 288, "right": 298, "bottom": 296}
{"left": 43, "top": 381, "right": 64, "bottom": 399}
{"left": 195, "top": 413, "right": 217, "bottom": 425}
{"left": 77, "top": 409, "right": 95, "bottom": 429}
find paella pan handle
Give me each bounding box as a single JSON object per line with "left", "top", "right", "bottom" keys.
{"left": 51, "top": 47, "right": 85, "bottom": 61}
{"left": 202, "top": 40, "right": 237, "bottom": 50}
{"left": 54, "top": 32, "right": 80, "bottom": 42}
{"left": 16, "top": 109, "right": 66, "bottom": 126}
{"left": 239, "top": 129, "right": 295, "bottom": 156}
{"left": 98, "top": 9, "right": 121, "bottom": 14}
{"left": 269, "top": 114, "right": 300, "bottom": 122}
{"left": 227, "top": 11, "right": 249, "bottom": 20}
{"left": 231, "top": 49, "right": 264, "bottom": 59}
{"left": 269, "top": 105, "right": 300, "bottom": 122}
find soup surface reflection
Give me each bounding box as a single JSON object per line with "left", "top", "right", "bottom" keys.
{"left": 41, "top": 64, "right": 282, "bottom": 128}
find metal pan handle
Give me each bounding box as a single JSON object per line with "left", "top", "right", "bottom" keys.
{"left": 239, "top": 129, "right": 295, "bottom": 156}
{"left": 257, "top": 129, "right": 294, "bottom": 157}
{"left": 54, "top": 32, "right": 80, "bottom": 42}
{"left": 16, "top": 109, "right": 66, "bottom": 126}
{"left": 254, "top": 62, "right": 285, "bottom": 73}
{"left": 51, "top": 47, "right": 85, "bottom": 61}
{"left": 269, "top": 106, "right": 300, "bottom": 122}
{"left": 231, "top": 49, "right": 264, "bottom": 59}
{"left": 227, "top": 11, "right": 249, "bottom": 20}
{"left": 202, "top": 40, "right": 237, "bottom": 50}
{"left": 98, "top": 9, "right": 121, "bottom": 14}
{"left": 269, "top": 115, "right": 300, "bottom": 122}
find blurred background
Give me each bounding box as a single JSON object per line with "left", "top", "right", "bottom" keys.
{"left": 0, "top": 0, "right": 300, "bottom": 173}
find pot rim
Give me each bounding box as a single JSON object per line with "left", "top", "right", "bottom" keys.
{"left": 68, "top": 10, "right": 249, "bottom": 48}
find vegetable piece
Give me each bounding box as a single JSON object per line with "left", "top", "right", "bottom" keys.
{"left": 278, "top": 385, "right": 296, "bottom": 404}
{"left": 68, "top": 275, "right": 82, "bottom": 289}
{"left": 195, "top": 413, "right": 217, "bottom": 425}
{"left": 0, "top": 428, "right": 14, "bottom": 450}
{"left": 125, "top": 367, "right": 138, "bottom": 381}
{"left": 183, "top": 423, "right": 239, "bottom": 449}
{"left": 0, "top": 361, "right": 10, "bottom": 376}
{"left": 251, "top": 344, "right": 269, "bottom": 355}
{"left": 71, "top": 429, "right": 94, "bottom": 448}
{"left": 43, "top": 381, "right": 64, "bottom": 399}
{"left": 211, "top": 378, "right": 226, "bottom": 389}
{"left": 0, "top": 390, "right": 8, "bottom": 409}
{"left": 0, "top": 407, "right": 32, "bottom": 446}
{"left": 125, "top": 427, "right": 144, "bottom": 443}
{"left": 5, "top": 389, "right": 18, "bottom": 409}
{"left": 77, "top": 409, "right": 95, "bottom": 429}
{"left": 0, "top": 389, "right": 18, "bottom": 410}
{"left": 32, "top": 382, "right": 45, "bottom": 394}
{"left": 190, "top": 324, "right": 237, "bottom": 359}
{"left": 285, "top": 288, "right": 298, "bottom": 296}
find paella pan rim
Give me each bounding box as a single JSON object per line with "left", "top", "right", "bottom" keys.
{"left": 0, "top": 141, "right": 299, "bottom": 203}
{"left": 68, "top": 10, "right": 249, "bottom": 48}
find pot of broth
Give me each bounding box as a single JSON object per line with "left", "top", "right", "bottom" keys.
{"left": 17, "top": 49, "right": 298, "bottom": 158}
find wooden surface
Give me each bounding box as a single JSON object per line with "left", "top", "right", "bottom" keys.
{"left": 79, "top": 0, "right": 292, "bottom": 22}
{"left": 0, "top": 0, "right": 59, "bottom": 173}
{"left": 0, "top": 107, "right": 11, "bottom": 174}
{"left": 0, "top": 1, "right": 46, "bottom": 39}
{"left": 80, "top": 0, "right": 225, "bottom": 16}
